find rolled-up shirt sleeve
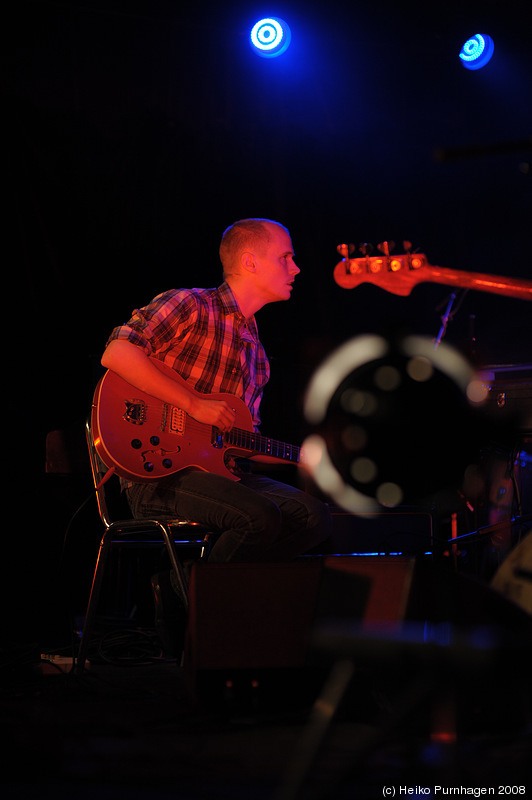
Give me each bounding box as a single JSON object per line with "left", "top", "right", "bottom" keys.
{"left": 107, "top": 290, "right": 199, "bottom": 356}
{"left": 105, "top": 283, "right": 269, "bottom": 432}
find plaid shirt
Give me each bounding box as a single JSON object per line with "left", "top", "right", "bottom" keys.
{"left": 107, "top": 282, "right": 270, "bottom": 429}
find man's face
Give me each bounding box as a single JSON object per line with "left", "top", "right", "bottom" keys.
{"left": 252, "top": 224, "right": 300, "bottom": 304}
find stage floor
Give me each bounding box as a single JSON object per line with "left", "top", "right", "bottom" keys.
{"left": 2, "top": 636, "right": 531, "bottom": 800}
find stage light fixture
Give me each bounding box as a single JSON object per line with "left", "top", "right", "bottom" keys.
{"left": 250, "top": 17, "right": 291, "bottom": 58}
{"left": 459, "top": 33, "right": 494, "bottom": 70}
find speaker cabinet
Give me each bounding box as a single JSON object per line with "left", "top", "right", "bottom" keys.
{"left": 183, "top": 554, "right": 532, "bottom": 703}
{"left": 185, "top": 560, "right": 323, "bottom": 673}
{"left": 184, "top": 556, "right": 417, "bottom": 684}
{"left": 321, "top": 555, "right": 416, "bottom": 625}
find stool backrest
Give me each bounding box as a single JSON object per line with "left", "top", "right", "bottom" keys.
{"left": 85, "top": 419, "right": 131, "bottom": 528}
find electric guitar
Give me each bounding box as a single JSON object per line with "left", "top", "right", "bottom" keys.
{"left": 91, "top": 359, "right": 301, "bottom": 482}
{"left": 333, "top": 243, "right": 532, "bottom": 300}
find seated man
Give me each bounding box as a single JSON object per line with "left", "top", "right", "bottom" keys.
{"left": 100, "top": 218, "right": 333, "bottom": 649}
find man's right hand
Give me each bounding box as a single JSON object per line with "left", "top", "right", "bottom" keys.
{"left": 189, "top": 397, "right": 236, "bottom": 432}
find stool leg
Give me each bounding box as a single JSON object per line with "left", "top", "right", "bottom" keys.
{"left": 76, "top": 534, "right": 111, "bottom": 671}
{"left": 158, "top": 522, "right": 190, "bottom": 609}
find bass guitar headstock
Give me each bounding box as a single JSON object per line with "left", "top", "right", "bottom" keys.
{"left": 334, "top": 240, "right": 532, "bottom": 300}
{"left": 334, "top": 240, "right": 431, "bottom": 296}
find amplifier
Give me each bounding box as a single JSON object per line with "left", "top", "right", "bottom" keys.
{"left": 329, "top": 505, "right": 434, "bottom": 555}
{"left": 479, "top": 364, "right": 532, "bottom": 433}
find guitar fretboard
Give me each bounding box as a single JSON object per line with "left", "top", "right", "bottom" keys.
{"left": 217, "top": 426, "right": 301, "bottom": 463}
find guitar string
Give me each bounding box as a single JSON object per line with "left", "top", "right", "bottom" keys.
{"left": 138, "top": 401, "right": 301, "bottom": 461}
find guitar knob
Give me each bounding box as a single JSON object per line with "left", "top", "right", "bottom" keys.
{"left": 143, "top": 462, "right": 154, "bottom": 472}
{"left": 150, "top": 436, "right": 160, "bottom": 446}
{"left": 162, "top": 458, "right": 173, "bottom": 469}
{"left": 131, "top": 439, "right": 142, "bottom": 449}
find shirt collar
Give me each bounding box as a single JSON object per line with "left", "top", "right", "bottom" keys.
{"left": 217, "top": 282, "right": 259, "bottom": 341}
{"left": 217, "top": 282, "right": 242, "bottom": 316}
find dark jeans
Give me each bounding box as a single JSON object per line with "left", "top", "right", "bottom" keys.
{"left": 126, "top": 469, "right": 332, "bottom": 562}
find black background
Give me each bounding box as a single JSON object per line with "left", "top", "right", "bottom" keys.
{"left": 3, "top": 0, "right": 531, "bottom": 490}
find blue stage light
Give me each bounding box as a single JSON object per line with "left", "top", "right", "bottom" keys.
{"left": 250, "top": 17, "right": 291, "bottom": 58}
{"left": 459, "top": 34, "right": 494, "bottom": 70}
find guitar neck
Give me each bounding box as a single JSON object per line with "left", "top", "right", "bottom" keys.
{"left": 223, "top": 425, "right": 301, "bottom": 463}
{"left": 424, "top": 266, "right": 532, "bottom": 301}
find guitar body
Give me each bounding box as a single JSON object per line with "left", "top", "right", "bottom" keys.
{"left": 92, "top": 360, "right": 255, "bottom": 482}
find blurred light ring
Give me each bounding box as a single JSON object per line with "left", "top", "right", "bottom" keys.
{"left": 301, "top": 334, "right": 486, "bottom": 510}
{"left": 300, "top": 435, "right": 378, "bottom": 513}
{"left": 401, "top": 335, "right": 476, "bottom": 392}
{"left": 303, "top": 335, "right": 389, "bottom": 425}
{"left": 304, "top": 334, "right": 480, "bottom": 429}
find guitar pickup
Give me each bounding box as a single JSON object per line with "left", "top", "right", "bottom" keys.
{"left": 169, "top": 406, "right": 186, "bottom": 434}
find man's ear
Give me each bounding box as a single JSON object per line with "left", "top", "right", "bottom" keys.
{"left": 240, "top": 251, "right": 256, "bottom": 273}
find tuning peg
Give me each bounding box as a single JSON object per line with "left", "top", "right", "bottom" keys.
{"left": 336, "top": 243, "right": 350, "bottom": 259}
{"left": 358, "top": 242, "right": 374, "bottom": 256}
{"left": 377, "top": 241, "right": 395, "bottom": 256}
{"left": 403, "top": 240, "right": 412, "bottom": 253}
{"left": 348, "top": 243, "right": 356, "bottom": 256}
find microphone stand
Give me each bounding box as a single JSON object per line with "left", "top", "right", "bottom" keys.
{"left": 434, "top": 292, "right": 456, "bottom": 349}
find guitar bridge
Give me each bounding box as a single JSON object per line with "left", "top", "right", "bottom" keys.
{"left": 123, "top": 400, "right": 146, "bottom": 425}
